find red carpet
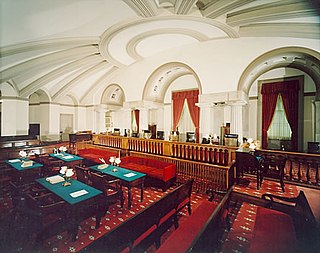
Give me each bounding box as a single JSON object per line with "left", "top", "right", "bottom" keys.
{"left": 221, "top": 176, "right": 299, "bottom": 253}
{"left": 0, "top": 185, "right": 206, "bottom": 253}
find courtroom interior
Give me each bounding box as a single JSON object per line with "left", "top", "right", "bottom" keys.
{"left": 0, "top": 0, "right": 319, "bottom": 252}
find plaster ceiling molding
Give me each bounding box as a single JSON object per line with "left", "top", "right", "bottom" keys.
{"left": 226, "top": 0, "right": 318, "bottom": 27}
{"left": 101, "top": 84, "right": 125, "bottom": 106}
{"left": 143, "top": 62, "right": 201, "bottom": 103}
{"left": 80, "top": 66, "right": 119, "bottom": 104}
{"left": 0, "top": 80, "right": 18, "bottom": 97}
{"left": 99, "top": 15, "right": 238, "bottom": 66}
{"left": 0, "top": 38, "right": 99, "bottom": 58}
{"left": 123, "top": 0, "right": 160, "bottom": 17}
{"left": 0, "top": 45, "right": 99, "bottom": 84}
{"left": 197, "top": 0, "right": 257, "bottom": 19}
{"left": 174, "top": 0, "right": 199, "bottom": 15}
{"left": 238, "top": 47, "right": 320, "bottom": 95}
{"left": 239, "top": 23, "right": 320, "bottom": 39}
{"left": 52, "top": 61, "right": 111, "bottom": 101}
{"left": 20, "top": 54, "right": 103, "bottom": 98}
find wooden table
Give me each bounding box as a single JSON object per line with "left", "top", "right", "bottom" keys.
{"left": 90, "top": 164, "right": 146, "bottom": 209}
{"left": 36, "top": 176, "right": 103, "bottom": 240}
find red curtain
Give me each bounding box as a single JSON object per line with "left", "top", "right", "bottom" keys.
{"left": 134, "top": 109, "right": 140, "bottom": 133}
{"left": 281, "top": 81, "right": 299, "bottom": 151}
{"left": 261, "top": 80, "right": 299, "bottom": 150}
{"left": 186, "top": 90, "right": 200, "bottom": 143}
{"left": 172, "top": 89, "right": 200, "bottom": 142}
{"left": 172, "top": 92, "right": 187, "bottom": 131}
{"left": 261, "top": 88, "right": 278, "bottom": 149}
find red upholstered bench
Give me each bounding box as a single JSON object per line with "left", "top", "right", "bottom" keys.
{"left": 249, "top": 206, "right": 297, "bottom": 253}
{"left": 156, "top": 200, "right": 218, "bottom": 253}
{"left": 77, "top": 147, "right": 119, "bottom": 164}
{"left": 120, "top": 156, "right": 176, "bottom": 191}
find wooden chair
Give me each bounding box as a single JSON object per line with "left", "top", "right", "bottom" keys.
{"left": 235, "top": 151, "right": 261, "bottom": 189}
{"left": 13, "top": 187, "right": 67, "bottom": 246}
{"left": 259, "top": 154, "right": 287, "bottom": 192}
{"left": 34, "top": 153, "right": 63, "bottom": 177}
{"left": 90, "top": 171, "right": 124, "bottom": 212}
{"left": 74, "top": 165, "right": 92, "bottom": 185}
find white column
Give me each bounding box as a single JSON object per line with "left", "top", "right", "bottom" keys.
{"left": 139, "top": 108, "right": 149, "bottom": 133}
{"left": 94, "top": 105, "right": 107, "bottom": 134}
{"left": 314, "top": 100, "right": 320, "bottom": 142}
{"left": 1, "top": 98, "right": 29, "bottom": 136}
{"left": 230, "top": 102, "right": 246, "bottom": 143}
{"left": 199, "top": 103, "right": 213, "bottom": 139}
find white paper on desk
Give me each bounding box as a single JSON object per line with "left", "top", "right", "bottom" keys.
{"left": 98, "top": 164, "right": 108, "bottom": 169}
{"left": 124, "top": 172, "right": 136, "bottom": 178}
{"left": 70, "top": 189, "right": 89, "bottom": 198}
{"left": 46, "top": 175, "right": 65, "bottom": 184}
{"left": 8, "top": 159, "right": 20, "bottom": 163}
{"left": 63, "top": 155, "right": 74, "bottom": 159}
{"left": 21, "top": 161, "right": 33, "bottom": 167}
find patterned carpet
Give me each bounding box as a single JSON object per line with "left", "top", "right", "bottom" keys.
{"left": 0, "top": 184, "right": 206, "bottom": 253}
{"left": 221, "top": 176, "right": 299, "bottom": 253}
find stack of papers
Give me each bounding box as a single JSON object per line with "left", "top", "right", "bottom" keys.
{"left": 98, "top": 164, "right": 108, "bottom": 169}
{"left": 46, "top": 175, "right": 65, "bottom": 184}
{"left": 70, "top": 189, "right": 88, "bottom": 198}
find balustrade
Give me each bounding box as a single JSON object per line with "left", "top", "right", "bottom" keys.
{"left": 92, "top": 134, "right": 319, "bottom": 189}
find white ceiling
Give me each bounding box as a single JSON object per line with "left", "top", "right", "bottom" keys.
{"left": 0, "top": 0, "right": 319, "bottom": 105}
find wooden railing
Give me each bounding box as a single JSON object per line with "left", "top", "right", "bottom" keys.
{"left": 92, "top": 134, "right": 237, "bottom": 166}
{"left": 129, "top": 151, "right": 235, "bottom": 193}
{"left": 255, "top": 149, "right": 320, "bottom": 187}
{"left": 92, "top": 134, "right": 320, "bottom": 189}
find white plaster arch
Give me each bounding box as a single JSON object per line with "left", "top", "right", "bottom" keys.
{"left": 0, "top": 81, "right": 18, "bottom": 97}
{"left": 143, "top": 62, "right": 202, "bottom": 103}
{"left": 238, "top": 46, "right": 320, "bottom": 99}
{"left": 101, "top": 84, "right": 125, "bottom": 106}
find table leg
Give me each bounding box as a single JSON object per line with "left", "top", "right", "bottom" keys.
{"left": 140, "top": 182, "right": 144, "bottom": 202}
{"left": 128, "top": 186, "right": 132, "bottom": 209}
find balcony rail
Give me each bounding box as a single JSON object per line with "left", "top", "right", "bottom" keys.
{"left": 92, "top": 134, "right": 320, "bottom": 189}
{"left": 93, "top": 134, "right": 237, "bottom": 166}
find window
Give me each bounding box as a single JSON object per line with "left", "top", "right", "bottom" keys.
{"left": 267, "top": 95, "right": 291, "bottom": 140}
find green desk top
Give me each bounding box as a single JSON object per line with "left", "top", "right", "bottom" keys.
{"left": 49, "top": 152, "right": 84, "bottom": 162}
{"left": 6, "top": 158, "right": 43, "bottom": 171}
{"left": 37, "top": 177, "right": 102, "bottom": 205}
{"left": 90, "top": 164, "right": 146, "bottom": 182}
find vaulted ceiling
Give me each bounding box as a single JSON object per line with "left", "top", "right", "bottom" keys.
{"left": 0, "top": 0, "right": 319, "bottom": 105}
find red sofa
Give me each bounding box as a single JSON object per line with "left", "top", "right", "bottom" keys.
{"left": 120, "top": 156, "right": 176, "bottom": 191}
{"left": 77, "top": 147, "right": 119, "bottom": 165}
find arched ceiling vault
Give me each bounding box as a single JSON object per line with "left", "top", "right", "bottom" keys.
{"left": 0, "top": 0, "right": 319, "bottom": 105}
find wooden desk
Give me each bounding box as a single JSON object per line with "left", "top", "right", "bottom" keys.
{"left": 49, "top": 152, "right": 83, "bottom": 168}
{"left": 37, "top": 176, "right": 103, "bottom": 240}
{"left": 90, "top": 164, "right": 146, "bottom": 209}
{"left": 69, "top": 133, "right": 92, "bottom": 148}
{"left": 6, "top": 158, "right": 43, "bottom": 185}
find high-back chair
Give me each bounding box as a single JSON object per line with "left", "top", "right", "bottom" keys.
{"left": 236, "top": 151, "right": 261, "bottom": 189}
{"left": 90, "top": 171, "right": 124, "bottom": 211}
{"left": 74, "top": 165, "right": 92, "bottom": 185}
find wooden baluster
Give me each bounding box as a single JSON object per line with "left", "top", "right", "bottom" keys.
{"left": 297, "top": 160, "right": 302, "bottom": 182}
{"left": 213, "top": 148, "right": 218, "bottom": 164}
{"left": 314, "top": 160, "right": 319, "bottom": 185}
{"left": 219, "top": 148, "right": 224, "bottom": 165}
{"left": 289, "top": 159, "right": 293, "bottom": 181}
{"left": 306, "top": 160, "right": 311, "bottom": 184}
{"left": 208, "top": 148, "right": 213, "bottom": 164}
{"left": 224, "top": 149, "right": 229, "bottom": 165}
